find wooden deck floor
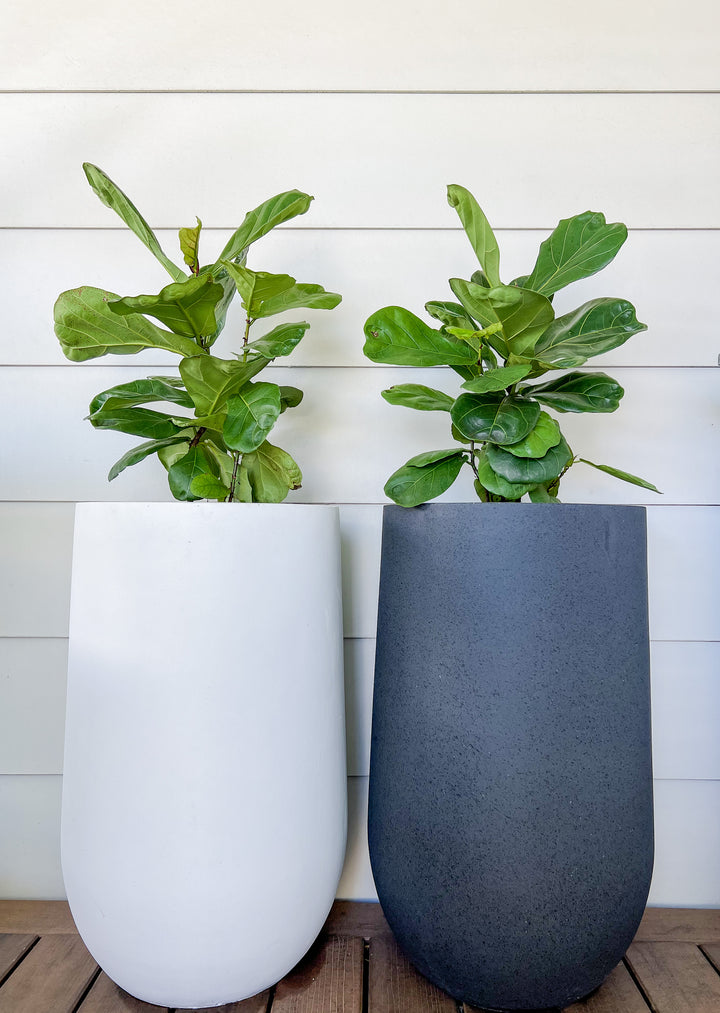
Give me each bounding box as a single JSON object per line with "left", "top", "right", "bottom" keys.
{"left": 1, "top": 901, "right": 719, "bottom": 1012}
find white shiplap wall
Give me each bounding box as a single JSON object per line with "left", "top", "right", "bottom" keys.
{"left": 1, "top": 1, "right": 719, "bottom": 906}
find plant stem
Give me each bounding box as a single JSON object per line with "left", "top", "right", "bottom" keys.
{"left": 241, "top": 317, "right": 252, "bottom": 363}
{"left": 189, "top": 427, "right": 206, "bottom": 448}
{"left": 228, "top": 451, "right": 241, "bottom": 502}
{"left": 468, "top": 441, "right": 480, "bottom": 480}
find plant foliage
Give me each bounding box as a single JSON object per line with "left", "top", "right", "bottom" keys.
{"left": 55, "top": 165, "right": 341, "bottom": 502}
{"left": 363, "top": 185, "right": 660, "bottom": 506}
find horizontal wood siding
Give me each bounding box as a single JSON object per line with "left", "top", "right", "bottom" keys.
{"left": 1, "top": 0, "right": 717, "bottom": 904}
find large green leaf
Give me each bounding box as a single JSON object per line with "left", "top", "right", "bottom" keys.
{"left": 246, "top": 322, "right": 310, "bottom": 359}
{"left": 219, "top": 190, "right": 314, "bottom": 263}
{"left": 449, "top": 279, "right": 555, "bottom": 358}
{"left": 242, "top": 441, "right": 302, "bottom": 502}
{"left": 487, "top": 436, "right": 572, "bottom": 485}
{"left": 83, "top": 163, "right": 185, "bottom": 282}
{"left": 54, "top": 287, "right": 202, "bottom": 361}
{"left": 524, "top": 211, "right": 628, "bottom": 296}
{"left": 451, "top": 392, "right": 540, "bottom": 445}
{"left": 179, "top": 354, "right": 268, "bottom": 415}
{"left": 579, "top": 459, "right": 662, "bottom": 493}
{"left": 179, "top": 217, "right": 202, "bottom": 274}
{"left": 475, "top": 452, "right": 538, "bottom": 500}
{"left": 107, "top": 434, "right": 192, "bottom": 481}
{"left": 384, "top": 449, "right": 467, "bottom": 507}
{"left": 364, "top": 307, "right": 477, "bottom": 367}
{"left": 253, "top": 282, "right": 342, "bottom": 317}
{"left": 279, "top": 386, "right": 304, "bottom": 412}
{"left": 89, "top": 377, "right": 194, "bottom": 414}
{"left": 197, "top": 266, "right": 237, "bottom": 347}
{"left": 108, "top": 274, "right": 224, "bottom": 340}
{"left": 529, "top": 484, "right": 560, "bottom": 503}
{"left": 223, "top": 382, "right": 282, "bottom": 453}
{"left": 460, "top": 365, "right": 532, "bottom": 394}
{"left": 523, "top": 371, "right": 624, "bottom": 413}
{"left": 446, "top": 185, "right": 501, "bottom": 287}
{"left": 168, "top": 446, "right": 215, "bottom": 501}
{"left": 381, "top": 385, "right": 454, "bottom": 412}
{"left": 190, "top": 473, "right": 230, "bottom": 501}
{"left": 424, "top": 300, "right": 476, "bottom": 331}
{"left": 223, "top": 263, "right": 296, "bottom": 315}
{"left": 88, "top": 405, "right": 183, "bottom": 439}
{"left": 533, "top": 298, "right": 647, "bottom": 367}
{"left": 503, "top": 411, "right": 562, "bottom": 458}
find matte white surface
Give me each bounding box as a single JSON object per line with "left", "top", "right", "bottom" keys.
{"left": 0, "top": 640, "right": 68, "bottom": 773}
{"left": 337, "top": 777, "right": 376, "bottom": 902}
{"left": 1, "top": 367, "right": 717, "bottom": 506}
{"left": 62, "top": 503, "right": 346, "bottom": 1005}
{"left": 0, "top": 776, "right": 64, "bottom": 899}
{"left": 3, "top": 0, "right": 718, "bottom": 90}
{"left": 343, "top": 640, "right": 375, "bottom": 778}
{"left": 649, "top": 781, "right": 720, "bottom": 907}
{"left": 2, "top": 95, "right": 718, "bottom": 229}
{"left": 7, "top": 228, "right": 719, "bottom": 369}
{"left": 0, "top": 504, "right": 75, "bottom": 638}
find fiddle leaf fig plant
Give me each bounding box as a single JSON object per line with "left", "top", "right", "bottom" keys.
{"left": 364, "top": 184, "right": 660, "bottom": 506}
{"left": 54, "top": 164, "right": 341, "bottom": 502}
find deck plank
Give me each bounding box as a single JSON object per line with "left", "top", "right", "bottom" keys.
{"left": 626, "top": 941, "right": 720, "bottom": 1012}
{"left": 182, "top": 993, "right": 271, "bottom": 1012}
{"left": 701, "top": 943, "right": 720, "bottom": 973}
{"left": 0, "top": 933, "right": 97, "bottom": 1013}
{"left": 634, "top": 908, "right": 720, "bottom": 943}
{"left": 0, "top": 934, "right": 36, "bottom": 981}
{"left": 323, "top": 900, "right": 392, "bottom": 938}
{"left": 77, "top": 970, "right": 169, "bottom": 1011}
{"left": 272, "top": 934, "right": 363, "bottom": 1013}
{"left": 0, "top": 900, "right": 76, "bottom": 934}
{"left": 368, "top": 934, "right": 457, "bottom": 1012}
{"left": 562, "top": 961, "right": 650, "bottom": 1012}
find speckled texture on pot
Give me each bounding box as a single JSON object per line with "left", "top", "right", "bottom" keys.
{"left": 368, "top": 503, "right": 654, "bottom": 1012}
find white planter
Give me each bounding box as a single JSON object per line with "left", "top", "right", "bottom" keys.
{"left": 61, "top": 502, "right": 347, "bottom": 1009}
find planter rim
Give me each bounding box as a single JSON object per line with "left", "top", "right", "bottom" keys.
{"left": 384, "top": 502, "right": 646, "bottom": 513}
{"left": 73, "top": 501, "right": 338, "bottom": 514}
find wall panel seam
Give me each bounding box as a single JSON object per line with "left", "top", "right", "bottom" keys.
{"left": 1, "top": 90, "right": 719, "bottom": 97}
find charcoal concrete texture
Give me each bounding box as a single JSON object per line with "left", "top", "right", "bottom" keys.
{"left": 368, "top": 503, "right": 654, "bottom": 1011}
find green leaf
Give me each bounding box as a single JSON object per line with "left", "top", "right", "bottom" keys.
{"left": 219, "top": 190, "right": 314, "bottom": 263}
{"left": 179, "top": 217, "right": 202, "bottom": 274}
{"left": 108, "top": 274, "right": 224, "bottom": 340}
{"left": 107, "top": 435, "right": 191, "bottom": 482}
{"left": 223, "top": 382, "right": 282, "bottom": 453}
{"left": 243, "top": 441, "right": 302, "bottom": 502}
{"left": 503, "top": 411, "right": 562, "bottom": 458}
{"left": 533, "top": 298, "right": 647, "bottom": 367}
{"left": 179, "top": 354, "right": 268, "bottom": 415}
{"left": 424, "top": 300, "right": 476, "bottom": 331}
{"left": 223, "top": 263, "right": 296, "bottom": 315}
{"left": 579, "top": 459, "right": 662, "bottom": 494}
{"left": 460, "top": 365, "right": 532, "bottom": 394}
{"left": 446, "top": 185, "right": 501, "bottom": 287}
{"left": 54, "top": 287, "right": 202, "bottom": 361}
{"left": 197, "top": 266, "right": 237, "bottom": 347}
{"left": 451, "top": 392, "right": 540, "bottom": 445}
{"left": 204, "top": 442, "right": 236, "bottom": 487}
{"left": 82, "top": 163, "right": 185, "bottom": 282}
{"left": 364, "top": 307, "right": 477, "bottom": 367}
{"left": 253, "top": 282, "right": 342, "bottom": 317}
{"left": 158, "top": 440, "right": 191, "bottom": 470}
{"left": 180, "top": 412, "right": 226, "bottom": 432}
{"left": 381, "top": 385, "right": 454, "bottom": 412}
{"left": 190, "top": 473, "right": 230, "bottom": 501}
{"left": 89, "top": 377, "right": 194, "bottom": 414}
{"left": 524, "top": 211, "right": 628, "bottom": 297}
{"left": 475, "top": 451, "right": 538, "bottom": 500}
{"left": 529, "top": 485, "right": 560, "bottom": 503}
{"left": 449, "top": 279, "right": 555, "bottom": 358}
{"left": 88, "top": 405, "right": 183, "bottom": 440}
{"left": 523, "top": 371, "right": 624, "bottom": 413}
{"left": 384, "top": 449, "right": 467, "bottom": 507}
{"left": 487, "top": 436, "right": 572, "bottom": 485}
{"left": 168, "top": 446, "right": 215, "bottom": 501}
{"left": 246, "top": 322, "right": 310, "bottom": 359}
{"left": 279, "top": 386, "right": 304, "bottom": 412}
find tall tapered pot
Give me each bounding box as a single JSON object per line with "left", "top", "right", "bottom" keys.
{"left": 368, "top": 503, "right": 653, "bottom": 1011}
{"left": 62, "top": 502, "right": 347, "bottom": 1008}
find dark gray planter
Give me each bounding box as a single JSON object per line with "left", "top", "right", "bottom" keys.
{"left": 368, "top": 503, "right": 653, "bottom": 1012}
